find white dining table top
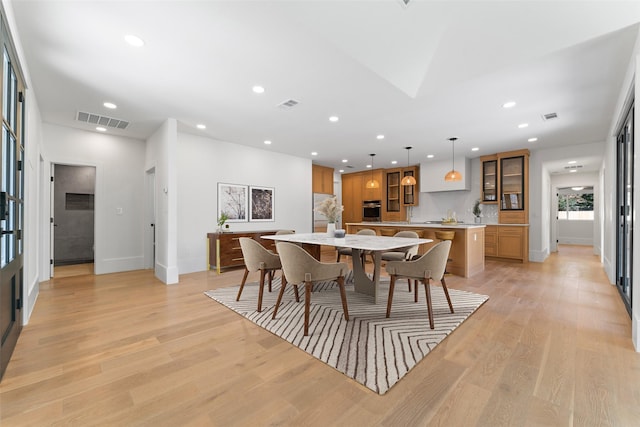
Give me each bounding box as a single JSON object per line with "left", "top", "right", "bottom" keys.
{"left": 262, "top": 232, "right": 432, "bottom": 251}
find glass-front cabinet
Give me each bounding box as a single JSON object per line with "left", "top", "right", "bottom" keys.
{"left": 500, "top": 156, "right": 524, "bottom": 210}
{"left": 386, "top": 170, "right": 400, "bottom": 212}
{"left": 481, "top": 158, "right": 497, "bottom": 202}
{"left": 402, "top": 167, "right": 418, "bottom": 206}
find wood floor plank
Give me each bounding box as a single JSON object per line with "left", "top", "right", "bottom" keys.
{"left": 1, "top": 245, "right": 639, "bottom": 426}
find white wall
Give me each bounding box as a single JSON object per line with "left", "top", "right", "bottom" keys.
{"left": 176, "top": 132, "right": 313, "bottom": 274}
{"left": 146, "top": 119, "right": 178, "bottom": 284}
{"left": 42, "top": 123, "right": 147, "bottom": 275}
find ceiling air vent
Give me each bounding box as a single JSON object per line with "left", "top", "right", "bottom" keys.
{"left": 564, "top": 165, "right": 583, "bottom": 171}
{"left": 542, "top": 112, "right": 558, "bottom": 121}
{"left": 76, "top": 111, "right": 129, "bottom": 129}
{"left": 278, "top": 99, "right": 299, "bottom": 109}
{"left": 397, "top": 0, "right": 411, "bottom": 7}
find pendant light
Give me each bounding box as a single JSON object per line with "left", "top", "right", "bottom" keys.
{"left": 365, "top": 153, "right": 380, "bottom": 189}
{"left": 444, "top": 137, "right": 462, "bottom": 182}
{"left": 401, "top": 146, "right": 417, "bottom": 186}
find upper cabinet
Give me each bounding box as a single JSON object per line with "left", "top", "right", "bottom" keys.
{"left": 480, "top": 155, "right": 498, "bottom": 203}
{"left": 312, "top": 165, "right": 334, "bottom": 194}
{"left": 402, "top": 166, "right": 419, "bottom": 206}
{"left": 481, "top": 149, "right": 529, "bottom": 224}
{"left": 386, "top": 169, "right": 401, "bottom": 213}
{"left": 419, "top": 157, "right": 471, "bottom": 192}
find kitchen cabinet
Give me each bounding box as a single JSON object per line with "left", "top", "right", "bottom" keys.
{"left": 419, "top": 157, "right": 471, "bottom": 192}
{"left": 498, "top": 150, "right": 529, "bottom": 224}
{"left": 312, "top": 165, "right": 334, "bottom": 194}
{"left": 480, "top": 155, "right": 498, "bottom": 203}
{"left": 402, "top": 166, "right": 419, "bottom": 206}
{"left": 484, "top": 224, "right": 528, "bottom": 263}
{"left": 341, "top": 173, "right": 363, "bottom": 224}
{"left": 362, "top": 169, "right": 383, "bottom": 201}
{"left": 383, "top": 169, "right": 404, "bottom": 222}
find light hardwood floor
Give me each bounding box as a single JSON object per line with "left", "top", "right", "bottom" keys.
{"left": 1, "top": 245, "right": 639, "bottom": 426}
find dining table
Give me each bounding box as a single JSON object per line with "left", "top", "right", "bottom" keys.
{"left": 262, "top": 232, "right": 432, "bottom": 304}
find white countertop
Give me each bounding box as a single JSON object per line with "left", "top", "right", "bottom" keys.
{"left": 346, "top": 222, "right": 486, "bottom": 229}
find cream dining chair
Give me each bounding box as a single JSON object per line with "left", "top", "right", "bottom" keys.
{"left": 336, "top": 228, "right": 376, "bottom": 264}
{"left": 237, "top": 237, "right": 291, "bottom": 312}
{"left": 385, "top": 240, "right": 454, "bottom": 329}
{"left": 274, "top": 242, "right": 350, "bottom": 336}
{"left": 381, "top": 230, "right": 420, "bottom": 291}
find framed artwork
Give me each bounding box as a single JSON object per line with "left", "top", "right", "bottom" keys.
{"left": 218, "top": 183, "right": 248, "bottom": 222}
{"left": 249, "top": 186, "right": 274, "bottom": 222}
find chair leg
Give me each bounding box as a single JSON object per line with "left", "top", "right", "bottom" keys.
{"left": 414, "top": 280, "right": 418, "bottom": 303}
{"left": 272, "top": 276, "right": 287, "bottom": 319}
{"left": 386, "top": 275, "right": 397, "bottom": 318}
{"left": 407, "top": 279, "right": 412, "bottom": 292}
{"left": 257, "top": 269, "right": 267, "bottom": 312}
{"left": 423, "top": 278, "right": 434, "bottom": 329}
{"left": 336, "top": 252, "right": 341, "bottom": 262}
{"left": 304, "top": 281, "right": 312, "bottom": 336}
{"left": 268, "top": 270, "right": 273, "bottom": 292}
{"left": 337, "top": 276, "right": 349, "bottom": 321}
{"left": 441, "top": 276, "right": 454, "bottom": 313}
{"left": 236, "top": 268, "right": 250, "bottom": 301}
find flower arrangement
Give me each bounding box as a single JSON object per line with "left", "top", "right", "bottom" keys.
{"left": 472, "top": 199, "right": 482, "bottom": 218}
{"left": 315, "top": 196, "right": 343, "bottom": 223}
{"left": 217, "top": 212, "right": 229, "bottom": 227}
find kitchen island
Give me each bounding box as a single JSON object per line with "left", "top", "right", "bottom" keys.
{"left": 345, "top": 222, "right": 485, "bottom": 278}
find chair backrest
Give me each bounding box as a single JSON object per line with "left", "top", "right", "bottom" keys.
{"left": 391, "top": 230, "right": 420, "bottom": 258}
{"left": 417, "top": 240, "right": 451, "bottom": 281}
{"left": 277, "top": 242, "right": 348, "bottom": 284}
{"left": 239, "top": 237, "right": 281, "bottom": 272}
{"left": 355, "top": 228, "right": 376, "bottom": 236}
{"left": 385, "top": 240, "right": 451, "bottom": 281}
{"left": 275, "top": 230, "right": 295, "bottom": 235}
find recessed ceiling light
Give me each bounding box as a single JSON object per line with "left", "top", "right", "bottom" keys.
{"left": 471, "top": 147, "right": 479, "bottom": 152}
{"left": 366, "top": 164, "right": 372, "bottom": 169}
{"left": 391, "top": 160, "right": 398, "bottom": 165}
{"left": 571, "top": 186, "right": 584, "bottom": 191}
{"left": 103, "top": 102, "right": 117, "bottom": 109}
{"left": 518, "top": 123, "right": 529, "bottom": 128}
{"left": 96, "top": 126, "right": 107, "bottom": 132}
{"left": 568, "top": 160, "right": 577, "bottom": 164}
{"left": 311, "top": 152, "right": 318, "bottom": 156}
{"left": 503, "top": 101, "right": 516, "bottom": 109}
{"left": 342, "top": 159, "right": 348, "bottom": 163}
{"left": 329, "top": 116, "right": 339, "bottom": 122}
{"left": 528, "top": 137, "right": 538, "bottom": 142}
{"left": 569, "top": 169, "right": 577, "bottom": 173}
{"left": 376, "top": 134, "right": 384, "bottom": 140}
{"left": 339, "top": 169, "right": 345, "bottom": 173}
{"left": 124, "top": 34, "right": 144, "bottom": 47}
{"left": 252, "top": 86, "right": 265, "bottom": 94}
{"left": 264, "top": 140, "right": 272, "bottom": 145}
{"left": 427, "top": 154, "right": 434, "bottom": 159}
{"left": 196, "top": 124, "right": 206, "bottom": 130}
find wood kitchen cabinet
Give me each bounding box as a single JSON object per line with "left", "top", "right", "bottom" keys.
{"left": 402, "top": 166, "right": 419, "bottom": 206}
{"left": 498, "top": 149, "right": 529, "bottom": 224}
{"left": 312, "top": 164, "right": 334, "bottom": 194}
{"left": 484, "top": 224, "right": 528, "bottom": 263}
{"left": 341, "top": 173, "right": 363, "bottom": 224}
{"left": 480, "top": 155, "right": 498, "bottom": 203}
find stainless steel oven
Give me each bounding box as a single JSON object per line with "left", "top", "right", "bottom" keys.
{"left": 362, "top": 200, "right": 381, "bottom": 222}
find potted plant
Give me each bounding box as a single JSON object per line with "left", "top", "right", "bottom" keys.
{"left": 217, "top": 212, "right": 229, "bottom": 232}
{"left": 472, "top": 199, "right": 482, "bottom": 223}
{"left": 314, "top": 196, "right": 343, "bottom": 236}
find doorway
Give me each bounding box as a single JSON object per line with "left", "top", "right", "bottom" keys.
{"left": 616, "top": 103, "right": 633, "bottom": 315}
{"left": 51, "top": 164, "right": 96, "bottom": 277}
{"left": 144, "top": 168, "right": 156, "bottom": 270}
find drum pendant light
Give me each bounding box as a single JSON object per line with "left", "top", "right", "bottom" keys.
{"left": 444, "top": 137, "right": 462, "bottom": 182}
{"left": 365, "top": 153, "right": 380, "bottom": 189}
{"left": 401, "top": 146, "right": 417, "bottom": 186}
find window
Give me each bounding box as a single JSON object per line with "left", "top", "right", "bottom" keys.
{"left": 558, "top": 186, "right": 594, "bottom": 220}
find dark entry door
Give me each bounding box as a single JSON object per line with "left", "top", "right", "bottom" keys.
{"left": 0, "top": 38, "right": 25, "bottom": 380}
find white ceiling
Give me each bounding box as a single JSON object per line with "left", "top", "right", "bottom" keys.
{"left": 8, "top": 1, "right": 640, "bottom": 174}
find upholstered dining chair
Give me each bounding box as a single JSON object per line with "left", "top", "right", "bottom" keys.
{"left": 237, "top": 237, "right": 294, "bottom": 312}
{"left": 385, "top": 240, "right": 454, "bottom": 329}
{"left": 274, "top": 242, "right": 350, "bottom": 336}
{"left": 336, "top": 228, "right": 376, "bottom": 264}
{"left": 381, "top": 230, "right": 420, "bottom": 291}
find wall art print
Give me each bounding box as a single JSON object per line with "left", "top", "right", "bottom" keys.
{"left": 217, "top": 183, "right": 248, "bottom": 222}
{"left": 249, "top": 186, "right": 274, "bottom": 222}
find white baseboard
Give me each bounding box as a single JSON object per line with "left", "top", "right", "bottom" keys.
{"left": 529, "top": 248, "right": 549, "bottom": 263}
{"left": 633, "top": 312, "right": 639, "bottom": 352}
{"left": 96, "top": 256, "right": 145, "bottom": 275}
{"left": 558, "top": 238, "right": 593, "bottom": 245}
{"left": 23, "top": 277, "right": 40, "bottom": 325}
{"left": 155, "top": 262, "right": 179, "bottom": 285}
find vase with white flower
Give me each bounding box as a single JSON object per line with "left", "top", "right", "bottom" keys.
{"left": 314, "top": 196, "right": 343, "bottom": 236}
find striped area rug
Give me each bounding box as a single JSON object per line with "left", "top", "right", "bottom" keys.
{"left": 204, "top": 273, "right": 488, "bottom": 395}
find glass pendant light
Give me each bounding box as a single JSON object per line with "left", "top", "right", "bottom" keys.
{"left": 444, "top": 137, "right": 462, "bottom": 182}
{"left": 365, "top": 153, "right": 380, "bottom": 189}
{"left": 401, "top": 146, "right": 417, "bottom": 186}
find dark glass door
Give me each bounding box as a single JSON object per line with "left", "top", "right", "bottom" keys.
{"left": 616, "top": 103, "right": 633, "bottom": 315}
